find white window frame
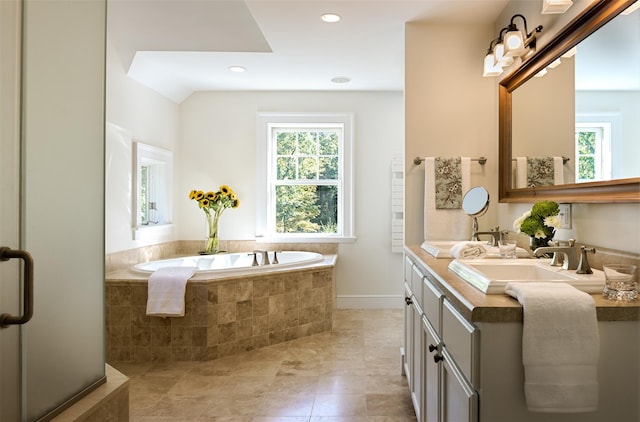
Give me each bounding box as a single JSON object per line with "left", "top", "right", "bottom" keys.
{"left": 575, "top": 113, "right": 618, "bottom": 182}
{"left": 256, "top": 112, "right": 355, "bottom": 242}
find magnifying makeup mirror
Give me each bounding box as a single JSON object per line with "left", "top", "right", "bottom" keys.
{"left": 462, "top": 186, "right": 490, "bottom": 240}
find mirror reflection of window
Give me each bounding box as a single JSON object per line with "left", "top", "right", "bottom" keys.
{"left": 575, "top": 123, "right": 612, "bottom": 183}
{"left": 134, "top": 142, "right": 173, "bottom": 229}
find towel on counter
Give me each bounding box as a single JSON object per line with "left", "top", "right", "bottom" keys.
{"left": 449, "top": 242, "right": 488, "bottom": 259}
{"left": 505, "top": 282, "right": 599, "bottom": 413}
{"left": 516, "top": 156, "right": 564, "bottom": 188}
{"left": 146, "top": 266, "right": 197, "bottom": 317}
{"left": 424, "top": 157, "right": 471, "bottom": 241}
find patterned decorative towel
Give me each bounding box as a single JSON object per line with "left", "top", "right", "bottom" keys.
{"left": 516, "top": 156, "right": 564, "bottom": 188}
{"left": 434, "top": 157, "right": 463, "bottom": 209}
{"left": 424, "top": 157, "right": 471, "bottom": 241}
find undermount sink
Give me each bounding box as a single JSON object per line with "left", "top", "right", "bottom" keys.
{"left": 448, "top": 259, "right": 606, "bottom": 294}
{"left": 421, "top": 240, "right": 530, "bottom": 259}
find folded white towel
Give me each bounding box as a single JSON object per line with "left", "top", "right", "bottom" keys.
{"left": 449, "top": 242, "right": 488, "bottom": 259}
{"left": 146, "top": 266, "right": 197, "bottom": 317}
{"left": 505, "top": 282, "right": 599, "bottom": 413}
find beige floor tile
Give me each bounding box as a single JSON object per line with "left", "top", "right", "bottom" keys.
{"left": 366, "top": 393, "right": 415, "bottom": 417}
{"left": 254, "top": 394, "right": 315, "bottom": 417}
{"left": 311, "top": 393, "right": 367, "bottom": 416}
{"left": 119, "top": 309, "right": 416, "bottom": 421}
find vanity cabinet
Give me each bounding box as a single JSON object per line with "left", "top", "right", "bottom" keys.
{"left": 403, "top": 256, "right": 478, "bottom": 422}
{"left": 403, "top": 246, "right": 640, "bottom": 422}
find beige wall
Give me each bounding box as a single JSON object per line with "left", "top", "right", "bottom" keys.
{"left": 405, "top": 22, "right": 499, "bottom": 246}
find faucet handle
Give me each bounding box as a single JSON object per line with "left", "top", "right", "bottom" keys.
{"left": 576, "top": 246, "right": 596, "bottom": 274}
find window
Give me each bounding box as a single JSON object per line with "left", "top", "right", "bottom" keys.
{"left": 133, "top": 142, "right": 173, "bottom": 230}
{"left": 257, "top": 113, "right": 354, "bottom": 241}
{"left": 575, "top": 116, "right": 614, "bottom": 183}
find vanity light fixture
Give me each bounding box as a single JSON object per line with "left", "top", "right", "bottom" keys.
{"left": 503, "top": 14, "right": 543, "bottom": 58}
{"left": 483, "top": 39, "right": 504, "bottom": 77}
{"left": 541, "top": 0, "right": 573, "bottom": 14}
{"left": 483, "top": 14, "right": 543, "bottom": 77}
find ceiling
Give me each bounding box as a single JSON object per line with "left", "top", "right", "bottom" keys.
{"left": 107, "top": 0, "right": 511, "bottom": 103}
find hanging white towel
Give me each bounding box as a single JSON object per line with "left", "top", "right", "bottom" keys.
{"left": 146, "top": 266, "right": 197, "bottom": 317}
{"left": 424, "top": 157, "right": 471, "bottom": 241}
{"left": 505, "top": 282, "right": 599, "bottom": 413}
{"left": 516, "top": 156, "right": 564, "bottom": 188}
{"left": 449, "top": 242, "right": 488, "bottom": 259}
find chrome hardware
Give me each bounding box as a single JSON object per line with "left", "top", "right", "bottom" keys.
{"left": 405, "top": 297, "right": 413, "bottom": 306}
{"left": 433, "top": 354, "right": 444, "bottom": 363}
{"left": 472, "top": 226, "right": 502, "bottom": 246}
{"left": 1, "top": 247, "right": 34, "bottom": 328}
{"left": 428, "top": 344, "right": 438, "bottom": 353}
{"left": 576, "top": 246, "right": 596, "bottom": 274}
{"left": 534, "top": 239, "right": 579, "bottom": 270}
{"left": 250, "top": 252, "right": 259, "bottom": 266}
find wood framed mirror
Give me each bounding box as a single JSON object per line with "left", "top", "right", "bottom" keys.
{"left": 498, "top": 0, "right": 639, "bottom": 203}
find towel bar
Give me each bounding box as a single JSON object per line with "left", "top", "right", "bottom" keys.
{"left": 413, "top": 156, "right": 487, "bottom": 166}
{"left": 511, "top": 156, "right": 570, "bottom": 164}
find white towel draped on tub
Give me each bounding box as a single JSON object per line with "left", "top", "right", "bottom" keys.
{"left": 424, "top": 157, "right": 471, "bottom": 241}
{"left": 505, "top": 282, "right": 599, "bottom": 413}
{"left": 146, "top": 266, "right": 197, "bottom": 317}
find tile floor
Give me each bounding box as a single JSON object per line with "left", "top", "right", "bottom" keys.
{"left": 112, "top": 309, "right": 416, "bottom": 421}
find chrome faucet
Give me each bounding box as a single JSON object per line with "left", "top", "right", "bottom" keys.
{"left": 253, "top": 250, "right": 271, "bottom": 265}
{"left": 576, "top": 246, "right": 596, "bottom": 274}
{"left": 533, "top": 240, "right": 579, "bottom": 270}
{"left": 472, "top": 226, "right": 503, "bottom": 246}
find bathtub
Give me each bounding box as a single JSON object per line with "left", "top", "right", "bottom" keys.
{"left": 132, "top": 250, "right": 324, "bottom": 275}
{"left": 107, "top": 249, "right": 336, "bottom": 362}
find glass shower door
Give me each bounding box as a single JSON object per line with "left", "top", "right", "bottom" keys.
{"left": 2, "top": 0, "right": 107, "bottom": 420}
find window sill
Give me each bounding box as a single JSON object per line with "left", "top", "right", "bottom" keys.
{"left": 256, "top": 235, "right": 356, "bottom": 244}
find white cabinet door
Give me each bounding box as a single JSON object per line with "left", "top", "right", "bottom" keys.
{"left": 422, "top": 317, "right": 441, "bottom": 422}
{"left": 441, "top": 350, "right": 478, "bottom": 422}
{"left": 411, "top": 301, "right": 423, "bottom": 421}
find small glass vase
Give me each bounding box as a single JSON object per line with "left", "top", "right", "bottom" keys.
{"left": 201, "top": 210, "right": 221, "bottom": 255}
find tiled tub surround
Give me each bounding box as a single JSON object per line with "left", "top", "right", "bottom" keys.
{"left": 106, "top": 256, "right": 336, "bottom": 363}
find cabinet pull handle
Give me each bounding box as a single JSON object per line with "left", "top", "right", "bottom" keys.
{"left": 428, "top": 344, "right": 437, "bottom": 353}
{"left": 433, "top": 354, "right": 444, "bottom": 363}
{"left": 404, "top": 297, "right": 413, "bottom": 305}
{"left": 0, "top": 247, "right": 34, "bottom": 328}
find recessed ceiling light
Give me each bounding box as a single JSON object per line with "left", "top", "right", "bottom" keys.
{"left": 228, "top": 66, "right": 246, "bottom": 73}
{"left": 321, "top": 13, "right": 341, "bottom": 23}
{"left": 331, "top": 77, "right": 351, "bottom": 84}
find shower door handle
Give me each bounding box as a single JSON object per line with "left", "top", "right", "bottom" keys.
{"left": 0, "top": 246, "right": 34, "bottom": 328}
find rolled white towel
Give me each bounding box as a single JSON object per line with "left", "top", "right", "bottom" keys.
{"left": 450, "top": 242, "right": 488, "bottom": 259}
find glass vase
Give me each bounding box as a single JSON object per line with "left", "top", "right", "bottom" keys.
{"left": 202, "top": 210, "right": 221, "bottom": 255}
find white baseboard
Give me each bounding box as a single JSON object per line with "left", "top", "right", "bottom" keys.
{"left": 336, "top": 295, "right": 404, "bottom": 309}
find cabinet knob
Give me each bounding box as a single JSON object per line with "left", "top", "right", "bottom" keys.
{"left": 433, "top": 354, "right": 444, "bottom": 363}
{"left": 405, "top": 297, "right": 413, "bottom": 305}
{"left": 428, "top": 344, "right": 437, "bottom": 353}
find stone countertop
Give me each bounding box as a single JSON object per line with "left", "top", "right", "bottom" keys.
{"left": 405, "top": 245, "right": 640, "bottom": 323}
{"left": 106, "top": 254, "right": 337, "bottom": 282}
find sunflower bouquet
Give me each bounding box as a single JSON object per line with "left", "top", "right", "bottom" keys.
{"left": 189, "top": 185, "right": 239, "bottom": 254}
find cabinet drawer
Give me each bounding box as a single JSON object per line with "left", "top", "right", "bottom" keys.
{"left": 422, "top": 276, "right": 443, "bottom": 334}
{"left": 442, "top": 299, "right": 478, "bottom": 387}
